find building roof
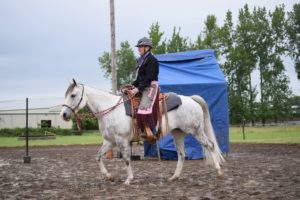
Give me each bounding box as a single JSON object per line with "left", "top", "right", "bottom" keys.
{"left": 0, "top": 97, "right": 64, "bottom": 111}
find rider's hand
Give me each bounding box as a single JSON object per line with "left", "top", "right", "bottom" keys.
{"left": 130, "top": 87, "right": 139, "bottom": 96}
{"left": 121, "top": 84, "right": 134, "bottom": 94}
{"left": 121, "top": 87, "right": 127, "bottom": 94}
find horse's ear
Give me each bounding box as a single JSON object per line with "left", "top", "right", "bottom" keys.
{"left": 72, "top": 78, "right": 77, "bottom": 86}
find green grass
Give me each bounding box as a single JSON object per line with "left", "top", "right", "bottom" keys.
{"left": 1, "top": 126, "right": 300, "bottom": 147}
{"left": 0, "top": 132, "right": 103, "bottom": 147}
{"left": 230, "top": 125, "right": 300, "bottom": 144}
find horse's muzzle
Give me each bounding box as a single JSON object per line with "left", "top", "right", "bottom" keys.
{"left": 61, "top": 112, "right": 71, "bottom": 121}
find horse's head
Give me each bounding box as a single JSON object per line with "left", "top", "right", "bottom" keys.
{"left": 60, "top": 79, "right": 87, "bottom": 121}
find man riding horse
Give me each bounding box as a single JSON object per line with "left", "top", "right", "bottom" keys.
{"left": 123, "top": 37, "right": 159, "bottom": 141}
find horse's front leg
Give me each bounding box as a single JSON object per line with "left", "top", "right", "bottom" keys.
{"left": 96, "top": 140, "right": 114, "bottom": 181}
{"left": 116, "top": 136, "right": 134, "bottom": 185}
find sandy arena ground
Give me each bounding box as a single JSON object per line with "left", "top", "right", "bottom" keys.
{"left": 0, "top": 143, "right": 299, "bottom": 199}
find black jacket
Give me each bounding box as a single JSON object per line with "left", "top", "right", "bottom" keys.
{"left": 132, "top": 53, "right": 159, "bottom": 92}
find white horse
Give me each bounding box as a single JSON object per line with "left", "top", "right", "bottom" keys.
{"left": 60, "top": 79, "right": 225, "bottom": 185}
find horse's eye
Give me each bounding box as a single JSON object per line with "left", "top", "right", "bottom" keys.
{"left": 71, "top": 94, "right": 76, "bottom": 98}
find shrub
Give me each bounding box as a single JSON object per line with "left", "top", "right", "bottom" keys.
{"left": 0, "top": 127, "right": 74, "bottom": 137}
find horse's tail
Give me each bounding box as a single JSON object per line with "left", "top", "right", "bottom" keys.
{"left": 191, "top": 95, "right": 225, "bottom": 166}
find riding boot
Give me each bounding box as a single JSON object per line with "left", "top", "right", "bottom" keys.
{"left": 144, "top": 125, "right": 157, "bottom": 144}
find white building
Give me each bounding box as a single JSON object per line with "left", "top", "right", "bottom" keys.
{"left": 0, "top": 98, "right": 72, "bottom": 129}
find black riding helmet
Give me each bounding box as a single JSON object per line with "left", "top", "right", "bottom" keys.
{"left": 135, "top": 37, "right": 152, "bottom": 48}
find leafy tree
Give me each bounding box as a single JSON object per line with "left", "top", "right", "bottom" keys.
{"left": 234, "top": 4, "right": 257, "bottom": 125}
{"left": 252, "top": 5, "right": 292, "bottom": 124}
{"left": 252, "top": 6, "right": 273, "bottom": 125}
{"left": 218, "top": 10, "right": 234, "bottom": 58}
{"left": 148, "top": 22, "right": 167, "bottom": 54}
{"left": 291, "top": 96, "right": 300, "bottom": 105}
{"left": 166, "top": 27, "right": 189, "bottom": 53}
{"left": 99, "top": 41, "right": 136, "bottom": 90}
{"left": 218, "top": 4, "right": 292, "bottom": 124}
{"left": 291, "top": 96, "right": 300, "bottom": 117}
{"left": 286, "top": 3, "right": 300, "bottom": 79}
{"left": 268, "top": 5, "right": 292, "bottom": 122}
{"left": 218, "top": 10, "right": 240, "bottom": 123}
{"left": 195, "top": 34, "right": 205, "bottom": 49}
{"left": 218, "top": 7, "right": 257, "bottom": 124}
{"left": 203, "top": 15, "right": 219, "bottom": 53}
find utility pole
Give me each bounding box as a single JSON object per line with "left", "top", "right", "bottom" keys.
{"left": 106, "top": 0, "right": 117, "bottom": 159}
{"left": 110, "top": 0, "right": 117, "bottom": 94}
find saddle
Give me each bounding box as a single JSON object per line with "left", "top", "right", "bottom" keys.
{"left": 122, "top": 86, "right": 175, "bottom": 144}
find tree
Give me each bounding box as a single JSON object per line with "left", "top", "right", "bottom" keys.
{"left": 252, "top": 5, "right": 292, "bottom": 124}
{"left": 203, "top": 15, "right": 219, "bottom": 53}
{"left": 166, "top": 27, "right": 189, "bottom": 53}
{"left": 99, "top": 41, "right": 136, "bottom": 90}
{"left": 252, "top": 6, "right": 273, "bottom": 125}
{"left": 268, "top": 5, "right": 292, "bottom": 122}
{"left": 218, "top": 10, "right": 241, "bottom": 123}
{"left": 148, "top": 22, "right": 167, "bottom": 54}
{"left": 217, "top": 5, "right": 292, "bottom": 124}
{"left": 234, "top": 4, "right": 257, "bottom": 125}
{"left": 268, "top": 58, "right": 292, "bottom": 122}
{"left": 291, "top": 96, "right": 300, "bottom": 117}
{"left": 195, "top": 34, "right": 204, "bottom": 49}
{"left": 218, "top": 7, "right": 257, "bottom": 124}
{"left": 286, "top": 3, "right": 300, "bottom": 79}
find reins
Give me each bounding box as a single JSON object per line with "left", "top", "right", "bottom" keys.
{"left": 62, "top": 84, "right": 134, "bottom": 130}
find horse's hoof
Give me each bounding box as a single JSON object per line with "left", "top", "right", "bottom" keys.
{"left": 124, "top": 179, "right": 131, "bottom": 185}
{"left": 217, "top": 174, "right": 224, "bottom": 179}
{"left": 107, "top": 175, "right": 115, "bottom": 182}
{"left": 168, "top": 176, "right": 178, "bottom": 182}
{"left": 217, "top": 169, "right": 224, "bottom": 179}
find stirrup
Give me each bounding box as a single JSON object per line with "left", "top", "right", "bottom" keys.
{"left": 140, "top": 132, "right": 147, "bottom": 139}
{"left": 141, "top": 133, "right": 157, "bottom": 141}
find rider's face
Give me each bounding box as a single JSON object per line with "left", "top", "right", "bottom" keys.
{"left": 138, "top": 46, "right": 149, "bottom": 56}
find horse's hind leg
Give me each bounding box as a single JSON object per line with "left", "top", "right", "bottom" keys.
{"left": 96, "top": 140, "right": 114, "bottom": 181}
{"left": 169, "top": 129, "right": 186, "bottom": 181}
{"left": 192, "top": 128, "right": 223, "bottom": 176}
{"left": 192, "top": 127, "right": 214, "bottom": 151}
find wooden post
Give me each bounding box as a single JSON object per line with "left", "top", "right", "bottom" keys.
{"left": 156, "top": 140, "right": 161, "bottom": 161}
{"left": 23, "top": 98, "right": 31, "bottom": 163}
{"left": 110, "top": 0, "right": 117, "bottom": 94}
{"left": 242, "top": 118, "right": 246, "bottom": 140}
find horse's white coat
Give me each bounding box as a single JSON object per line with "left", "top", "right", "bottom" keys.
{"left": 61, "top": 81, "right": 225, "bottom": 184}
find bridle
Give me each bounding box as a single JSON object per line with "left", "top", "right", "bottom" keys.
{"left": 62, "top": 84, "right": 134, "bottom": 131}
{"left": 62, "top": 84, "right": 85, "bottom": 114}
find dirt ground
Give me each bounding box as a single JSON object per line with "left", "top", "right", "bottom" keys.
{"left": 0, "top": 143, "right": 299, "bottom": 200}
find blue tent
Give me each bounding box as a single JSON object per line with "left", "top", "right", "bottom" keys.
{"left": 144, "top": 49, "right": 229, "bottom": 160}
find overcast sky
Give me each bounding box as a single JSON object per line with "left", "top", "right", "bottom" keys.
{"left": 0, "top": 0, "right": 299, "bottom": 105}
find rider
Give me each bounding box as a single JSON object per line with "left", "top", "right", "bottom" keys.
{"left": 127, "top": 37, "right": 159, "bottom": 142}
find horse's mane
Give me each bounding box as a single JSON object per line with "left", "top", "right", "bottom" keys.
{"left": 65, "top": 83, "right": 118, "bottom": 98}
